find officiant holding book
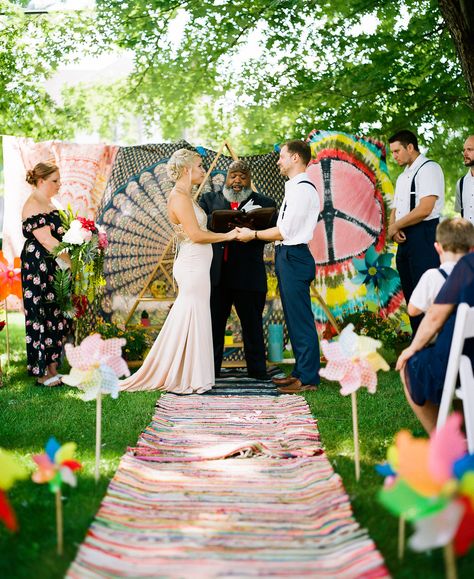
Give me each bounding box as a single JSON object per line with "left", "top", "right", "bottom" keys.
{"left": 199, "top": 160, "right": 277, "bottom": 380}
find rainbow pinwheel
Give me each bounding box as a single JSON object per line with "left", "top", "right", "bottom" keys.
{"left": 320, "top": 323, "right": 389, "bottom": 395}
{"left": 378, "top": 413, "right": 474, "bottom": 556}
{"left": 0, "top": 448, "right": 28, "bottom": 532}
{"left": 0, "top": 251, "right": 22, "bottom": 301}
{"left": 61, "top": 333, "right": 130, "bottom": 400}
{"left": 32, "top": 437, "right": 82, "bottom": 492}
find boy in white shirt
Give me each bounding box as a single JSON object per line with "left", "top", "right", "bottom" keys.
{"left": 408, "top": 217, "right": 474, "bottom": 317}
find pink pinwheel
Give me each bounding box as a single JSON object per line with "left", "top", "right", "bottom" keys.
{"left": 32, "top": 437, "right": 82, "bottom": 492}
{"left": 63, "top": 332, "right": 129, "bottom": 375}
{"left": 61, "top": 334, "right": 129, "bottom": 482}
{"left": 320, "top": 323, "right": 389, "bottom": 395}
{"left": 0, "top": 251, "right": 22, "bottom": 301}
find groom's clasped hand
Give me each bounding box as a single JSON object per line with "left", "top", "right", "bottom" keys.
{"left": 222, "top": 227, "right": 256, "bottom": 242}
{"left": 235, "top": 227, "right": 254, "bottom": 242}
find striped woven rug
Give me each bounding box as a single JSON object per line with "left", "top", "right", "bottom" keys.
{"left": 68, "top": 391, "right": 389, "bottom": 578}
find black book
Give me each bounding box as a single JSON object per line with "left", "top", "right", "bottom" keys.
{"left": 210, "top": 207, "right": 277, "bottom": 233}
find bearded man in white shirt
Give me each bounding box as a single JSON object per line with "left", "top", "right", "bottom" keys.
{"left": 236, "top": 140, "right": 321, "bottom": 393}
{"left": 455, "top": 135, "right": 474, "bottom": 223}
{"left": 388, "top": 129, "right": 445, "bottom": 334}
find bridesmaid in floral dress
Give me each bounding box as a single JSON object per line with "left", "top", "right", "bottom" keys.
{"left": 21, "top": 162, "right": 71, "bottom": 387}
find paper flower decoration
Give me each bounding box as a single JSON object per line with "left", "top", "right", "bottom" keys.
{"left": 32, "top": 437, "right": 82, "bottom": 493}
{"left": 378, "top": 413, "right": 474, "bottom": 555}
{"left": 0, "top": 251, "right": 22, "bottom": 301}
{"left": 351, "top": 246, "right": 399, "bottom": 303}
{"left": 61, "top": 333, "right": 130, "bottom": 400}
{"left": 320, "top": 323, "right": 389, "bottom": 395}
{"left": 0, "top": 449, "right": 28, "bottom": 531}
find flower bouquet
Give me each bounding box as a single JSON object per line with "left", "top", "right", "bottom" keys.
{"left": 51, "top": 207, "right": 107, "bottom": 320}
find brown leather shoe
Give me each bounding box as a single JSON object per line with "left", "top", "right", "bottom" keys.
{"left": 272, "top": 375, "right": 298, "bottom": 386}
{"left": 278, "top": 379, "right": 318, "bottom": 393}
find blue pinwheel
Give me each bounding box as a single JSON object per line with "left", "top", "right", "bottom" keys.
{"left": 351, "top": 246, "right": 400, "bottom": 305}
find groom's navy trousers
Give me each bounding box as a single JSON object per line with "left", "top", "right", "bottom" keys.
{"left": 275, "top": 244, "right": 320, "bottom": 385}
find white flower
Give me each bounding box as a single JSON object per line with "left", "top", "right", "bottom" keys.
{"left": 24, "top": 290, "right": 33, "bottom": 298}
{"left": 62, "top": 220, "right": 89, "bottom": 245}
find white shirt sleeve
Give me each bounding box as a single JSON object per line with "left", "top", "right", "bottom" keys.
{"left": 417, "top": 162, "right": 444, "bottom": 199}
{"left": 409, "top": 269, "right": 446, "bottom": 312}
{"left": 278, "top": 186, "right": 320, "bottom": 241}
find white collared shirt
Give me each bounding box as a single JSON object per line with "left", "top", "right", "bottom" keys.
{"left": 392, "top": 154, "right": 444, "bottom": 221}
{"left": 455, "top": 170, "right": 474, "bottom": 223}
{"left": 276, "top": 172, "right": 320, "bottom": 245}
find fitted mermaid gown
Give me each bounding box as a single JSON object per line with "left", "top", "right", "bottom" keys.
{"left": 120, "top": 202, "right": 214, "bottom": 394}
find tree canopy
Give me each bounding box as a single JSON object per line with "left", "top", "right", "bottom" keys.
{"left": 1, "top": 0, "right": 473, "bottom": 193}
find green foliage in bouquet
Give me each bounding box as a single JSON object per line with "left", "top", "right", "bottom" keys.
{"left": 50, "top": 207, "right": 107, "bottom": 319}
{"left": 96, "top": 322, "right": 150, "bottom": 361}
{"left": 342, "top": 310, "right": 411, "bottom": 366}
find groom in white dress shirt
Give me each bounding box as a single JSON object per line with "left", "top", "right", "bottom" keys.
{"left": 236, "top": 140, "right": 321, "bottom": 393}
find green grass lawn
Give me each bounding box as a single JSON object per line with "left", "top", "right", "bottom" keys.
{"left": 1, "top": 313, "right": 473, "bottom": 578}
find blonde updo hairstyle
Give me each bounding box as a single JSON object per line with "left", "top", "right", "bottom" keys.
{"left": 26, "top": 162, "right": 59, "bottom": 187}
{"left": 167, "top": 149, "right": 201, "bottom": 182}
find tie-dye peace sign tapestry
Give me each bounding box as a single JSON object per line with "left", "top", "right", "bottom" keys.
{"left": 306, "top": 130, "right": 404, "bottom": 325}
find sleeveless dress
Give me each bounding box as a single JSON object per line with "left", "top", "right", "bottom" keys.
{"left": 21, "top": 210, "right": 70, "bottom": 377}
{"left": 120, "top": 202, "right": 214, "bottom": 394}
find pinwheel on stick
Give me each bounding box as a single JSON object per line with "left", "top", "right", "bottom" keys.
{"left": 320, "top": 323, "right": 389, "bottom": 480}
{"left": 61, "top": 334, "right": 129, "bottom": 482}
{"left": 377, "top": 413, "right": 474, "bottom": 579}
{"left": 0, "top": 251, "right": 22, "bottom": 370}
{"left": 0, "top": 448, "right": 28, "bottom": 532}
{"left": 31, "top": 437, "right": 82, "bottom": 555}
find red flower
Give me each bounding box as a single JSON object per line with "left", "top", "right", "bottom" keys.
{"left": 72, "top": 294, "right": 89, "bottom": 318}
{"left": 77, "top": 217, "right": 97, "bottom": 233}
{"left": 0, "top": 321, "right": 5, "bottom": 332}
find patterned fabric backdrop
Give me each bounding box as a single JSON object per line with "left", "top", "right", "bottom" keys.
{"left": 3, "top": 133, "right": 403, "bottom": 360}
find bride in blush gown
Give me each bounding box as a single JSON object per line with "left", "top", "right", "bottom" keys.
{"left": 120, "top": 149, "right": 237, "bottom": 394}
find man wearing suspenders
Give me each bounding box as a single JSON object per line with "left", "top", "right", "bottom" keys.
{"left": 388, "top": 130, "right": 445, "bottom": 334}
{"left": 236, "top": 140, "right": 321, "bottom": 393}
{"left": 455, "top": 135, "right": 474, "bottom": 223}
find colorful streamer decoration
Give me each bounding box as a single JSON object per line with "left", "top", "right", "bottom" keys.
{"left": 378, "top": 413, "right": 474, "bottom": 569}
{"left": 0, "top": 449, "right": 28, "bottom": 532}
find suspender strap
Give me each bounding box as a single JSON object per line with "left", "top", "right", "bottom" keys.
{"left": 299, "top": 180, "right": 317, "bottom": 190}
{"left": 281, "top": 180, "right": 317, "bottom": 218}
{"left": 459, "top": 175, "right": 465, "bottom": 217}
{"left": 438, "top": 268, "right": 448, "bottom": 280}
{"left": 410, "top": 160, "right": 435, "bottom": 211}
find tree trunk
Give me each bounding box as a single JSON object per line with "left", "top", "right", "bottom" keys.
{"left": 438, "top": 0, "right": 474, "bottom": 108}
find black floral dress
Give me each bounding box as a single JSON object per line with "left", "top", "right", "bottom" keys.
{"left": 21, "top": 211, "right": 70, "bottom": 377}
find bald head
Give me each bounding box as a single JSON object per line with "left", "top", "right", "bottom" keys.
{"left": 464, "top": 135, "right": 474, "bottom": 168}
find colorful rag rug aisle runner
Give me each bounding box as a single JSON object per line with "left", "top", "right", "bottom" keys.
{"left": 68, "top": 393, "right": 389, "bottom": 578}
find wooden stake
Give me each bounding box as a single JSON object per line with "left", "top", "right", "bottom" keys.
{"left": 443, "top": 542, "right": 457, "bottom": 579}
{"left": 55, "top": 488, "right": 63, "bottom": 556}
{"left": 351, "top": 391, "right": 360, "bottom": 481}
{"left": 398, "top": 516, "right": 405, "bottom": 560}
{"left": 95, "top": 392, "right": 102, "bottom": 483}
{"left": 4, "top": 300, "right": 10, "bottom": 369}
